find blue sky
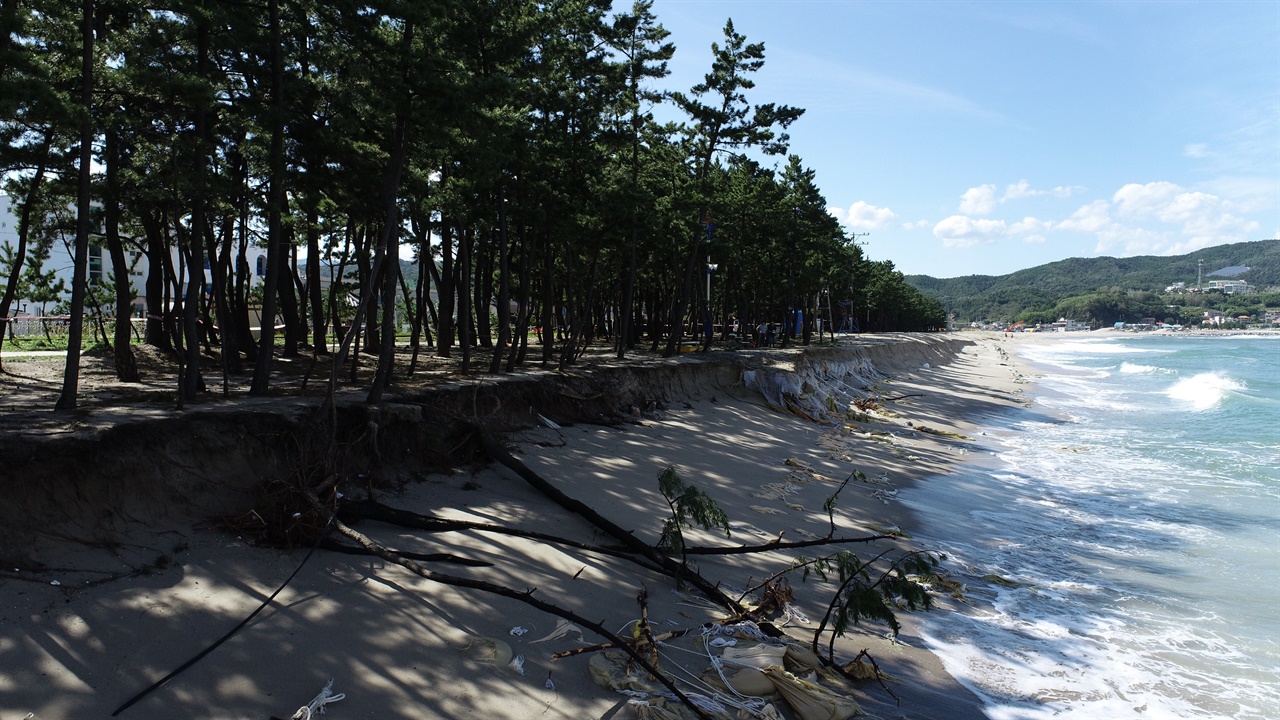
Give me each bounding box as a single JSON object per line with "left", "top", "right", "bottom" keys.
{"left": 651, "top": 0, "right": 1279, "bottom": 278}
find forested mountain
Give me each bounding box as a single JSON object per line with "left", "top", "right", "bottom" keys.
{"left": 0, "top": 1, "right": 944, "bottom": 409}
{"left": 907, "top": 239, "right": 1280, "bottom": 324}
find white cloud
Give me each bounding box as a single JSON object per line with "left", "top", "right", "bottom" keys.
{"left": 1057, "top": 200, "right": 1113, "bottom": 233}
{"left": 1184, "top": 143, "right": 1209, "bottom": 158}
{"left": 1009, "top": 216, "right": 1052, "bottom": 235}
{"left": 830, "top": 201, "right": 898, "bottom": 230}
{"left": 1002, "top": 179, "right": 1039, "bottom": 202}
{"left": 901, "top": 219, "right": 932, "bottom": 230}
{"left": 1114, "top": 182, "right": 1258, "bottom": 240}
{"left": 1113, "top": 182, "right": 1182, "bottom": 217}
{"left": 932, "top": 179, "right": 1264, "bottom": 258}
{"left": 1001, "top": 179, "right": 1084, "bottom": 202}
{"left": 959, "top": 185, "right": 998, "bottom": 215}
{"left": 1050, "top": 182, "right": 1262, "bottom": 256}
{"left": 933, "top": 215, "right": 1008, "bottom": 248}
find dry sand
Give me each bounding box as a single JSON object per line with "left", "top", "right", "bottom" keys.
{"left": 0, "top": 334, "right": 1033, "bottom": 719}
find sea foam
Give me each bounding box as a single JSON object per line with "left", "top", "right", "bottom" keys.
{"left": 1164, "top": 372, "right": 1245, "bottom": 411}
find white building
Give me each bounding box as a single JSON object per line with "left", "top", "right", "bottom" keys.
{"left": 0, "top": 196, "right": 268, "bottom": 324}
{"left": 1205, "top": 279, "right": 1249, "bottom": 294}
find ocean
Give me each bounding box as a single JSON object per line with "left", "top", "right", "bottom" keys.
{"left": 902, "top": 334, "right": 1280, "bottom": 720}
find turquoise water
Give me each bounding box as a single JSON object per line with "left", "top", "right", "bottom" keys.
{"left": 903, "top": 334, "right": 1280, "bottom": 719}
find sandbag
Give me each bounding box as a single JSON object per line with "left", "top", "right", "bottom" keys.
{"left": 761, "top": 666, "right": 861, "bottom": 720}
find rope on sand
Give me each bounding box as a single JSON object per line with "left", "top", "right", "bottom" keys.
{"left": 289, "top": 679, "right": 346, "bottom": 719}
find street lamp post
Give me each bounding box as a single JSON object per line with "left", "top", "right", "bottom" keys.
{"left": 701, "top": 211, "right": 716, "bottom": 349}
{"left": 706, "top": 257, "right": 717, "bottom": 345}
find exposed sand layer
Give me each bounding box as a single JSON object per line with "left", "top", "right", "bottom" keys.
{"left": 0, "top": 333, "right": 1032, "bottom": 719}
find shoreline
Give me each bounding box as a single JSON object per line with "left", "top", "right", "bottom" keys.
{"left": 0, "top": 335, "right": 1033, "bottom": 719}
{"left": 899, "top": 330, "right": 1280, "bottom": 719}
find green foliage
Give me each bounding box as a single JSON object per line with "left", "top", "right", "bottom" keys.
{"left": 656, "top": 465, "right": 730, "bottom": 558}
{"left": 803, "top": 549, "right": 937, "bottom": 640}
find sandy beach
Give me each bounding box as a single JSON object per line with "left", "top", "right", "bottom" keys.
{"left": 0, "top": 333, "right": 1034, "bottom": 719}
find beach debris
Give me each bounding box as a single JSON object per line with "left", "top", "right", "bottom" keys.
{"left": 915, "top": 425, "right": 974, "bottom": 441}
{"left": 708, "top": 637, "right": 736, "bottom": 648}
{"left": 864, "top": 523, "right": 909, "bottom": 538}
{"left": 702, "top": 664, "right": 775, "bottom": 696}
{"left": 871, "top": 488, "right": 898, "bottom": 504}
{"left": 982, "top": 573, "right": 1035, "bottom": 589}
{"left": 460, "top": 636, "right": 515, "bottom": 667}
{"left": 512, "top": 654, "right": 527, "bottom": 676}
{"left": 783, "top": 644, "right": 823, "bottom": 673}
{"left": 531, "top": 619, "right": 587, "bottom": 645}
{"left": 761, "top": 666, "right": 860, "bottom": 720}
{"left": 288, "top": 678, "right": 345, "bottom": 720}
{"left": 721, "top": 644, "right": 788, "bottom": 669}
{"left": 780, "top": 603, "right": 811, "bottom": 626}
{"left": 510, "top": 625, "right": 530, "bottom": 636}
{"left": 545, "top": 677, "right": 556, "bottom": 691}
{"left": 840, "top": 650, "right": 892, "bottom": 682}
{"left": 536, "top": 412, "right": 562, "bottom": 430}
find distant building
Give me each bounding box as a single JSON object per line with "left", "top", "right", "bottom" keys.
{"left": 0, "top": 197, "right": 268, "bottom": 319}
{"left": 1205, "top": 279, "right": 1249, "bottom": 294}
{"left": 1043, "top": 318, "right": 1089, "bottom": 332}
{"left": 1164, "top": 282, "right": 1186, "bottom": 293}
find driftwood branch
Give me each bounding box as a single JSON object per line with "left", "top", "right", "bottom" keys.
{"left": 474, "top": 429, "right": 750, "bottom": 619}
{"left": 681, "top": 533, "right": 893, "bottom": 556}
{"left": 338, "top": 499, "right": 657, "bottom": 569}
{"left": 550, "top": 628, "right": 692, "bottom": 660}
{"left": 319, "top": 538, "right": 492, "bottom": 567}
{"left": 308, "top": 492, "right": 715, "bottom": 720}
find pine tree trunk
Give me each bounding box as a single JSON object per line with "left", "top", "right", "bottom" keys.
{"left": 56, "top": 0, "right": 95, "bottom": 411}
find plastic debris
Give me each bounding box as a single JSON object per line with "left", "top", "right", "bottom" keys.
{"left": 460, "top": 637, "right": 514, "bottom": 667}
{"left": 510, "top": 626, "right": 530, "bottom": 636}
{"left": 536, "top": 413, "right": 561, "bottom": 430}
{"left": 545, "top": 678, "right": 556, "bottom": 691}
{"left": 289, "top": 679, "right": 346, "bottom": 720}
{"left": 708, "top": 638, "right": 736, "bottom": 648}
{"left": 627, "top": 699, "right": 684, "bottom": 720}
{"left": 781, "top": 603, "right": 811, "bottom": 625}
{"left": 50, "top": 580, "right": 60, "bottom": 586}
{"left": 531, "top": 619, "right": 586, "bottom": 644}
{"left": 512, "top": 654, "right": 526, "bottom": 676}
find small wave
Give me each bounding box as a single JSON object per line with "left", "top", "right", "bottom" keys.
{"left": 1164, "top": 373, "right": 1246, "bottom": 411}
{"left": 1119, "top": 362, "right": 1167, "bottom": 374}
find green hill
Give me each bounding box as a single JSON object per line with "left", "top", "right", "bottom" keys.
{"left": 907, "top": 239, "right": 1280, "bottom": 324}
